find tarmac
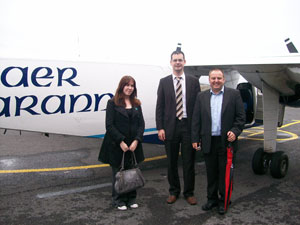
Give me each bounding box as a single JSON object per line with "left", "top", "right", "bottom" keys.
{"left": 1, "top": 107, "right": 300, "bottom": 225}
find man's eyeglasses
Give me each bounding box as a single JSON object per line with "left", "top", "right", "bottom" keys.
{"left": 172, "top": 59, "right": 184, "bottom": 62}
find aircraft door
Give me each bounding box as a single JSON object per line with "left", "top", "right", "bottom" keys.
{"left": 237, "top": 82, "right": 255, "bottom": 125}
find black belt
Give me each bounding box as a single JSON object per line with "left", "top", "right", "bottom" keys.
{"left": 212, "top": 135, "right": 221, "bottom": 138}
{"left": 176, "top": 118, "right": 187, "bottom": 122}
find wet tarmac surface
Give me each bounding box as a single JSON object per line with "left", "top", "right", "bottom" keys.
{"left": 1, "top": 107, "right": 300, "bottom": 225}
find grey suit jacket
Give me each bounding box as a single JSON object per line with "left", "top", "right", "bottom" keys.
{"left": 191, "top": 87, "right": 246, "bottom": 153}
{"left": 156, "top": 74, "right": 200, "bottom": 140}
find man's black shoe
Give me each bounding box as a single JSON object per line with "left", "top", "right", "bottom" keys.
{"left": 202, "top": 202, "right": 218, "bottom": 211}
{"left": 218, "top": 205, "right": 226, "bottom": 215}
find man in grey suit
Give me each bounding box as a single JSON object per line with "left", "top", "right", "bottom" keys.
{"left": 191, "top": 68, "right": 245, "bottom": 215}
{"left": 156, "top": 50, "right": 200, "bottom": 205}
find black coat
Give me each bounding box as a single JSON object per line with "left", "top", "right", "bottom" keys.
{"left": 156, "top": 74, "right": 201, "bottom": 140}
{"left": 191, "top": 87, "right": 246, "bottom": 153}
{"left": 98, "top": 99, "right": 145, "bottom": 168}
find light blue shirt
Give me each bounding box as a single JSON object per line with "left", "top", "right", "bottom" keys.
{"left": 210, "top": 87, "right": 224, "bottom": 136}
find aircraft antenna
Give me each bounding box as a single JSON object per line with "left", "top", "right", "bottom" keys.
{"left": 176, "top": 43, "right": 182, "bottom": 51}
{"left": 285, "top": 38, "right": 298, "bottom": 53}
{"left": 77, "top": 34, "right": 81, "bottom": 58}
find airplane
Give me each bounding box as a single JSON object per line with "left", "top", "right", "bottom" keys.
{"left": 1, "top": 39, "right": 300, "bottom": 180}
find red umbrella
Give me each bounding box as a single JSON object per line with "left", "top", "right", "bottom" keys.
{"left": 224, "top": 142, "right": 234, "bottom": 211}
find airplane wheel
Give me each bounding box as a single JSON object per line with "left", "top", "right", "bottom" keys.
{"left": 270, "top": 151, "right": 289, "bottom": 179}
{"left": 252, "top": 148, "right": 269, "bottom": 175}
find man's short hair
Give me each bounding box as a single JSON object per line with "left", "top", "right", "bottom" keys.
{"left": 171, "top": 51, "right": 185, "bottom": 61}
{"left": 209, "top": 68, "right": 224, "bottom": 77}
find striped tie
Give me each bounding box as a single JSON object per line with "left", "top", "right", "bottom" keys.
{"left": 175, "top": 77, "right": 183, "bottom": 120}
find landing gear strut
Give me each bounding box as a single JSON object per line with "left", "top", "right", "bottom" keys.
{"left": 252, "top": 148, "right": 289, "bottom": 178}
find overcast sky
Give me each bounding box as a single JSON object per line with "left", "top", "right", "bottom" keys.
{"left": 0, "top": 0, "right": 299, "bottom": 65}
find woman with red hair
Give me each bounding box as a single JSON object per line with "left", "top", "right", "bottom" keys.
{"left": 99, "top": 75, "right": 145, "bottom": 211}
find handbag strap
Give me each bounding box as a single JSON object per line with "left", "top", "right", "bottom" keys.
{"left": 120, "top": 151, "right": 138, "bottom": 170}
{"left": 132, "top": 151, "right": 138, "bottom": 166}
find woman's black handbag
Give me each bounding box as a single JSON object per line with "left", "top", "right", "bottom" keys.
{"left": 114, "top": 151, "right": 145, "bottom": 194}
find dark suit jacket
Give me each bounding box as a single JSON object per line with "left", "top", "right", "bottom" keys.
{"left": 156, "top": 74, "right": 201, "bottom": 140}
{"left": 191, "top": 87, "right": 246, "bottom": 153}
{"left": 98, "top": 99, "right": 145, "bottom": 168}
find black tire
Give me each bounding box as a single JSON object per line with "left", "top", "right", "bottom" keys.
{"left": 252, "top": 148, "right": 268, "bottom": 175}
{"left": 270, "top": 151, "right": 289, "bottom": 179}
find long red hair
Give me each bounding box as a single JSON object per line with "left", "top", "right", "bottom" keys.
{"left": 113, "top": 75, "right": 141, "bottom": 107}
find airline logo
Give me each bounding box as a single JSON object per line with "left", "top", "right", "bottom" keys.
{"left": 0, "top": 66, "right": 113, "bottom": 118}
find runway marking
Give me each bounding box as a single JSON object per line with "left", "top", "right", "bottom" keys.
{"left": 239, "top": 120, "right": 300, "bottom": 141}
{"left": 1, "top": 121, "right": 299, "bottom": 174}
{"left": 37, "top": 183, "right": 112, "bottom": 198}
{"left": 0, "top": 154, "right": 167, "bottom": 174}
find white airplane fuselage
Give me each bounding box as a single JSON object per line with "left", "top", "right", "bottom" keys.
{"left": 1, "top": 56, "right": 300, "bottom": 140}
{"left": 0, "top": 58, "right": 171, "bottom": 141}
{"left": 1, "top": 53, "right": 300, "bottom": 179}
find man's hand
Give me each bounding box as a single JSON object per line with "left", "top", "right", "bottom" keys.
{"left": 158, "top": 129, "right": 166, "bottom": 141}
{"left": 192, "top": 142, "right": 201, "bottom": 151}
{"left": 227, "top": 131, "right": 236, "bottom": 142}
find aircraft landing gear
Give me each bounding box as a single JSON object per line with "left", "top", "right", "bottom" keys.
{"left": 252, "top": 148, "right": 289, "bottom": 178}
{"left": 252, "top": 148, "right": 269, "bottom": 175}
{"left": 270, "top": 151, "right": 289, "bottom": 178}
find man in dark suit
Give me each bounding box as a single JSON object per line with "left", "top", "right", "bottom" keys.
{"left": 191, "top": 68, "right": 245, "bottom": 215}
{"left": 156, "top": 50, "right": 200, "bottom": 205}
